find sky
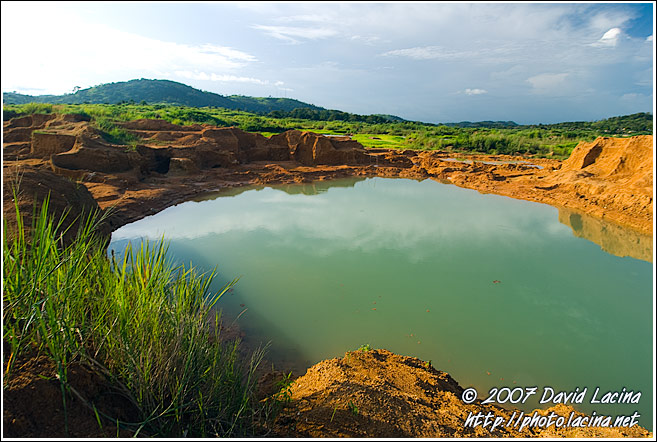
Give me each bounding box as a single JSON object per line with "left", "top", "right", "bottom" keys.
{"left": 1, "top": 1, "right": 654, "bottom": 124}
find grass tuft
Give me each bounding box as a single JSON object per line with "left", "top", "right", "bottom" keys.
{"left": 3, "top": 194, "right": 266, "bottom": 437}
{"left": 357, "top": 343, "right": 372, "bottom": 352}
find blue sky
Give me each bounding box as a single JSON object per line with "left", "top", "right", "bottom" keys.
{"left": 1, "top": 1, "right": 654, "bottom": 124}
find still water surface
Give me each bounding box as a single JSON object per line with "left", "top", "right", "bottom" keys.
{"left": 110, "top": 177, "right": 653, "bottom": 426}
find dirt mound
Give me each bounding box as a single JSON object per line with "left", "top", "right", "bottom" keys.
{"left": 560, "top": 136, "right": 653, "bottom": 188}
{"left": 167, "top": 157, "right": 200, "bottom": 175}
{"left": 540, "top": 135, "right": 653, "bottom": 233}
{"left": 273, "top": 349, "right": 652, "bottom": 438}
{"left": 21, "top": 123, "right": 371, "bottom": 180}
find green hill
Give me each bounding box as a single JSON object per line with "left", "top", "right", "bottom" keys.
{"left": 444, "top": 120, "right": 519, "bottom": 128}
{"left": 537, "top": 112, "right": 654, "bottom": 133}
{"left": 2, "top": 79, "right": 325, "bottom": 113}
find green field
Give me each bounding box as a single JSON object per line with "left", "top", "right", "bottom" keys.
{"left": 350, "top": 134, "right": 407, "bottom": 149}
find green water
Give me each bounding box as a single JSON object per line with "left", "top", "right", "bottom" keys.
{"left": 110, "top": 177, "right": 653, "bottom": 428}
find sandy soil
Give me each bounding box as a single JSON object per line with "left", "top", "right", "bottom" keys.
{"left": 271, "top": 349, "right": 652, "bottom": 438}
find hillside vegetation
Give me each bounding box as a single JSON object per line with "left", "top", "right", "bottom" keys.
{"left": 2, "top": 100, "right": 652, "bottom": 158}
{"left": 2, "top": 79, "right": 325, "bottom": 114}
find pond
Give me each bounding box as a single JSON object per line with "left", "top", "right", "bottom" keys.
{"left": 109, "top": 177, "right": 653, "bottom": 427}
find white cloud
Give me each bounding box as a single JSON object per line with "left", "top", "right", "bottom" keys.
{"left": 381, "top": 43, "right": 531, "bottom": 64}
{"left": 1, "top": 5, "right": 258, "bottom": 95}
{"left": 601, "top": 27, "right": 622, "bottom": 41}
{"left": 276, "top": 14, "right": 328, "bottom": 23}
{"left": 382, "top": 46, "right": 473, "bottom": 60}
{"left": 174, "top": 71, "right": 274, "bottom": 85}
{"left": 620, "top": 93, "right": 642, "bottom": 102}
{"left": 592, "top": 27, "right": 622, "bottom": 47}
{"left": 647, "top": 35, "right": 653, "bottom": 42}
{"left": 197, "top": 44, "right": 257, "bottom": 62}
{"left": 351, "top": 35, "right": 380, "bottom": 45}
{"left": 464, "top": 88, "right": 488, "bottom": 95}
{"left": 526, "top": 73, "right": 569, "bottom": 92}
{"left": 587, "top": 11, "right": 632, "bottom": 34}
{"left": 252, "top": 25, "right": 337, "bottom": 43}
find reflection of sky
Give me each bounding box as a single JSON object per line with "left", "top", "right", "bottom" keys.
{"left": 109, "top": 177, "right": 653, "bottom": 425}
{"left": 112, "top": 177, "right": 571, "bottom": 258}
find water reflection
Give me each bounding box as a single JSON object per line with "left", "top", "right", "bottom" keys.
{"left": 109, "top": 177, "right": 653, "bottom": 426}
{"left": 114, "top": 177, "right": 650, "bottom": 264}
{"left": 112, "top": 177, "right": 571, "bottom": 260}
{"left": 194, "top": 177, "right": 368, "bottom": 201}
{"left": 558, "top": 207, "right": 652, "bottom": 262}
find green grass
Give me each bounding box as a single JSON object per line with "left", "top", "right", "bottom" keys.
{"left": 351, "top": 134, "right": 406, "bottom": 149}
{"left": 21, "top": 102, "right": 54, "bottom": 115}
{"left": 3, "top": 195, "right": 267, "bottom": 437}
{"left": 32, "top": 129, "right": 56, "bottom": 135}
{"left": 3, "top": 103, "right": 651, "bottom": 159}
{"left": 92, "top": 117, "right": 140, "bottom": 146}
{"left": 347, "top": 400, "right": 359, "bottom": 415}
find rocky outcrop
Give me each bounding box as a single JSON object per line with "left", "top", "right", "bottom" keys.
{"left": 270, "top": 130, "right": 369, "bottom": 166}
{"left": 31, "top": 132, "right": 77, "bottom": 158}
{"left": 4, "top": 113, "right": 56, "bottom": 129}
{"left": 6, "top": 117, "right": 372, "bottom": 181}
{"left": 200, "top": 126, "right": 290, "bottom": 164}
{"left": 167, "top": 157, "right": 200, "bottom": 176}
{"left": 51, "top": 132, "right": 142, "bottom": 175}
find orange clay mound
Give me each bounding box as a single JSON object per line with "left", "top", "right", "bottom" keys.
{"left": 271, "top": 349, "right": 652, "bottom": 438}
{"left": 538, "top": 136, "right": 653, "bottom": 234}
